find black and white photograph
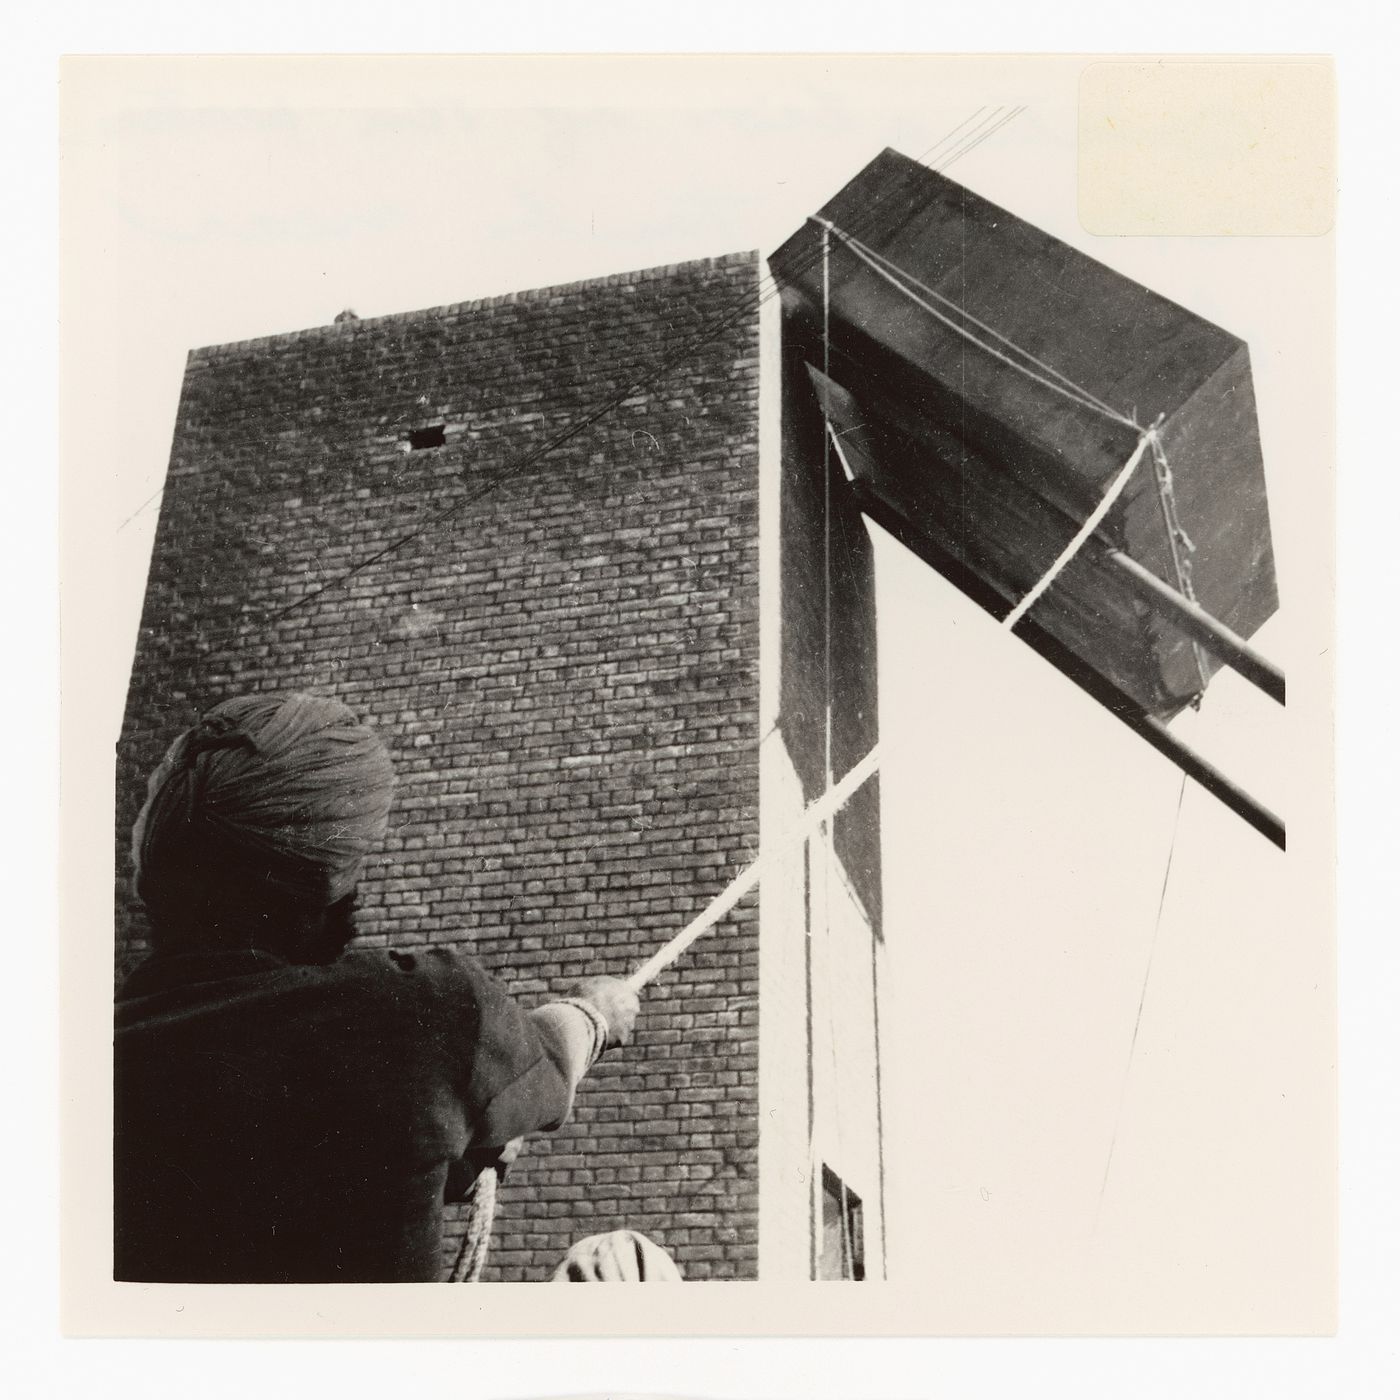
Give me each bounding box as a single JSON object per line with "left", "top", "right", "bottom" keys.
{"left": 59, "top": 53, "right": 1339, "bottom": 1338}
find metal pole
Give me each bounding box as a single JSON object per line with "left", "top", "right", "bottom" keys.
{"left": 849, "top": 481, "right": 1286, "bottom": 851}
{"left": 1137, "top": 714, "right": 1285, "bottom": 850}
{"left": 1107, "top": 550, "right": 1285, "bottom": 706}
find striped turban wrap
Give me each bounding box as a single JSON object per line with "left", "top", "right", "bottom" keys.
{"left": 132, "top": 694, "right": 397, "bottom": 926}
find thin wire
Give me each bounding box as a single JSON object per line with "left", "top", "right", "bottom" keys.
{"left": 820, "top": 832, "right": 854, "bottom": 1276}
{"left": 129, "top": 104, "right": 1024, "bottom": 1281}
{"left": 816, "top": 219, "right": 1139, "bottom": 431}
{"left": 829, "top": 224, "right": 1125, "bottom": 421}
{"left": 130, "top": 105, "right": 1022, "bottom": 1285}
{"left": 818, "top": 222, "right": 845, "bottom": 1275}
{"left": 869, "top": 914, "right": 888, "bottom": 1279}
{"left": 116, "top": 479, "right": 171, "bottom": 533}
{"left": 822, "top": 220, "right": 834, "bottom": 789}
{"left": 181, "top": 106, "right": 1021, "bottom": 665}
{"left": 915, "top": 106, "right": 993, "bottom": 166}
{"left": 294, "top": 116, "right": 990, "bottom": 615}
{"left": 804, "top": 838, "right": 818, "bottom": 1279}
{"left": 939, "top": 105, "right": 1028, "bottom": 171}
{"left": 1094, "top": 771, "right": 1189, "bottom": 1232}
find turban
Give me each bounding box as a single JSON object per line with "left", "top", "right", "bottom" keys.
{"left": 133, "top": 694, "right": 396, "bottom": 915}
{"left": 550, "top": 1230, "right": 682, "bottom": 1282}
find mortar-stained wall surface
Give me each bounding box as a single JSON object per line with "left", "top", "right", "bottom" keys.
{"left": 117, "top": 253, "right": 763, "bottom": 1281}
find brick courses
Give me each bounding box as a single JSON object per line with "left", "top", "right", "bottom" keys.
{"left": 117, "top": 252, "right": 763, "bottom": 1281}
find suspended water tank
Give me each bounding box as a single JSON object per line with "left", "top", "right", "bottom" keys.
{"left": 769, "top": 148, "right": 1279, "bottom": 723}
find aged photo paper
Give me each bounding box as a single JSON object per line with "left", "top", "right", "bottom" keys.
{"left": 60, "top": 53, "right": 1336, "bottom": 1337}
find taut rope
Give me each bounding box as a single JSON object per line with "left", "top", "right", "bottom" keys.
{"left": 451, "top": 745, "right": 883, "bottom": 1281}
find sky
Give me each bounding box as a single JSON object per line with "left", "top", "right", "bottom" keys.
{"left": 61, "top": 55, "right": 1334, "bottom": 1333}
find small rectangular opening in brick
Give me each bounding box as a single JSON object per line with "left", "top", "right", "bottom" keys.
{"left": 408, "top": 424, "right": 446, "bottom": 450}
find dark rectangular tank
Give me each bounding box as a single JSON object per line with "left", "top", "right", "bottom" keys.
{"left": 769, "top": 148, "right": 1278, "bottom": 719}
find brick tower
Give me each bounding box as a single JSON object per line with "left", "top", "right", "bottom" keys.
{"left": 117, "top": 250, "right": 886, "bottom": 1281}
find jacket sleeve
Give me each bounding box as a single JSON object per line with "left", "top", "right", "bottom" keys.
{"left": 433, "top": 951, "right": 601, "bottom": 1149}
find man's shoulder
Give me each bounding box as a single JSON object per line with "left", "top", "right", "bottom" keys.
{"left": 336, "top": 945, "right": 501, "bottom": 1003}
{"left": 333, "top": 946, "right": 525, "bottom": 1046}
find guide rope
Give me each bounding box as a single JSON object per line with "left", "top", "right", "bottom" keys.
{"left": 624, "top": 746, "right": 881, "bottom": 993}
{"left": 450, "top": 747, "right": 883, "bottom": 1283}
{"left": 1002, "top": 420, "right": 1162, "bottom": 632}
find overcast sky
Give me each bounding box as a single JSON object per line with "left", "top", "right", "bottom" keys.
{"left": 63, "top": 55, "right": 1333, "bottom": 1330}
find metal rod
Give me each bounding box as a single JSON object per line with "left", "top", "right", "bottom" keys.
{"left": 1137, "top": 714, "right": 1285, "bottom": 850}
{"left": 1107, "top": 550, "right": 1285, "bottom": 706}
{"left": 849, "top": 481, "right": 1286, "bottom": 851}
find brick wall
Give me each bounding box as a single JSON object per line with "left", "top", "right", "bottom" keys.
{"left": 117, "top": 252, "right": 763, "bottom": 1280}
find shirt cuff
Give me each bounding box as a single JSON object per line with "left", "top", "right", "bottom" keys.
{"left": 551, "top": 997, "right": 611, "bottom": 1067}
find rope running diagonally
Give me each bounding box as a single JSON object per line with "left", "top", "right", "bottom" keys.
{"left": 451, "top": 745, "right": 883, "bottom": 1282}
{"left": 274, "top": 114, "right": 1022, "bottom": 1286}
{"left": 1002, "top": 419, "right": 1162, "bottom": 631}
{"left": 424, "top": 110, "right": 1027, "bottom": 1286}
{"left": 624, "top": 745, "right": 881, "bottom": 993}
{"left": 121, "top": 111, "right": 1032, "bottom": 1290}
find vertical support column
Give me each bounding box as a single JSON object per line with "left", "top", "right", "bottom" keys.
{"left": 760, "top": 273, "right": 886, "bottom": 1280}
{"left": 758, "top": 257, "right": 813, "bottom": 1280}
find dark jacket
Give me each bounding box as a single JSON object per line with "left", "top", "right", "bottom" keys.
{"left": 114, "top": 945, "right": 576, "bottom": 1282}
